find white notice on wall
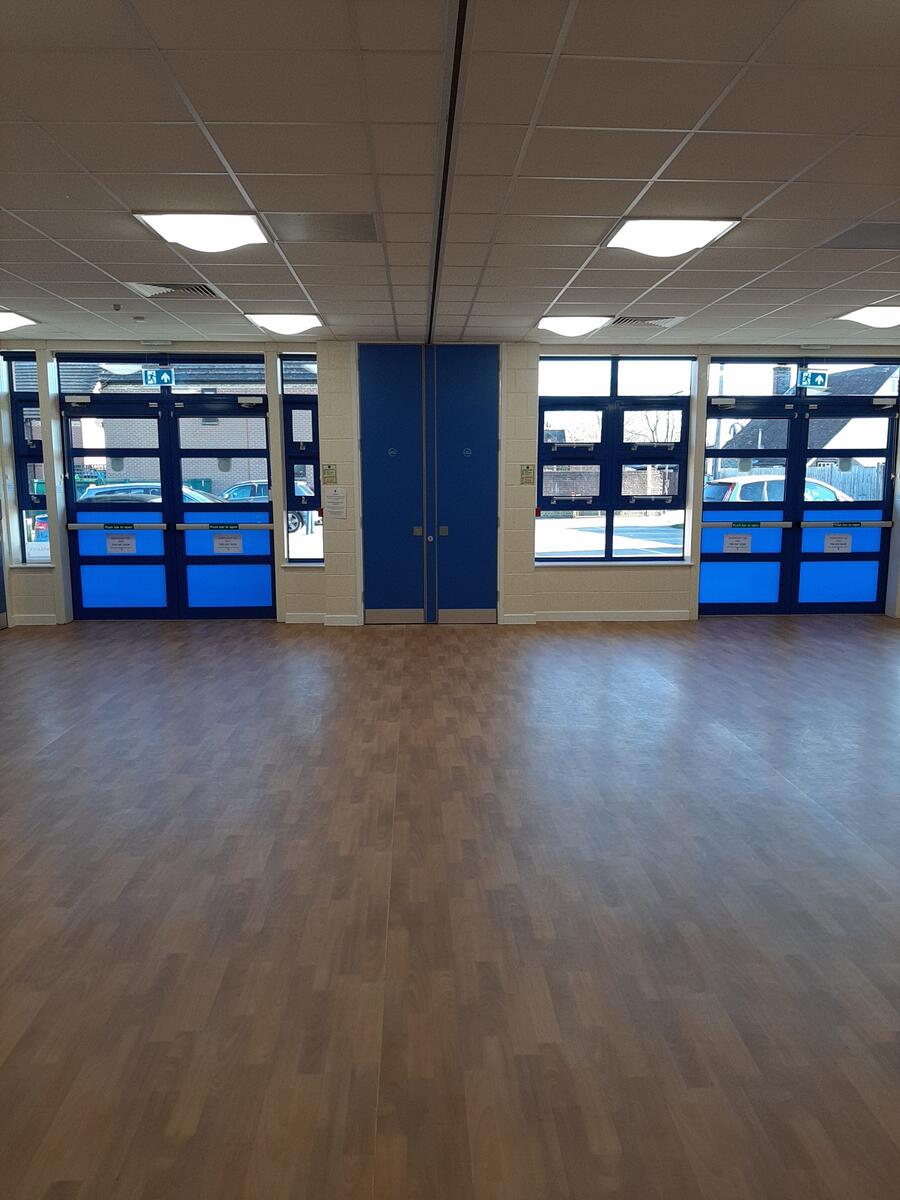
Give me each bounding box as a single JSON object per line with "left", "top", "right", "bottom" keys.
{"left": 824, "top": 533, "right": 852, "bottom": 554}
{"left": 106, "top": 533, "right": 136, "bottom": 555}
{"left": 723, "top": 533, "right": 752, "bottom": 554}
{"left": 323, "top": 486, "right": 347, "bottom": 520}
{"left": 213, "top": 532, "right": 243, "bottom": 554}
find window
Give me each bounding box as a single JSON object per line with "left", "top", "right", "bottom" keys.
{"left": 282, "top": 355, "right": 323, "bottom": 562}
{"left": 6, "top": 354, "right": 49, "bottom": 564}
{"left": 536, "top": 357, "right": 691, "bottom": 561}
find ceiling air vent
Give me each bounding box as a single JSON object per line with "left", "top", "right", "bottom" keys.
{"left": 124, "top": 282, "right": 223, "bottom": 299}
{"left": 611, "top": 315, "right": 684, "bottom": 329}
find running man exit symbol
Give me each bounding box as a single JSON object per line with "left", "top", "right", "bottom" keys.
{"left": 142, "top": 368, "right": 173, "bottom": 386}
{"left": 798, "top": 369, "right": 828, "bottom": 388}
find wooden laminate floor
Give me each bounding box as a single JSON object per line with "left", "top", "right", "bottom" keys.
{"left": 2, "top": 616, "right": 900, "bottom": 1199}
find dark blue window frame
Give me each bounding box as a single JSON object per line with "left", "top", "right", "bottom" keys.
{"left": 281, "top": 354, "right": 322, "bottom": 563}
{"left": 537, "top": 356, "right": 692, "bottom": 562}
{"left": 4, "top": 352, "right": 46, "bottom": 562}
{"left": 56, "top": 352, "right": 275, "bottom": 619}
{"left": 701, "top": 357, "right": 899, "bottom": 614}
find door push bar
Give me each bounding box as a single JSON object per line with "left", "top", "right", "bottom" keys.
{"left": 701, "top": 520, "right": 792, "bottom": 528}
{"left": 800, "top": 520, "right": 892, "bottom": 528}
{"left": 67, "top": 522, "right": 167, "bottom": 531}
{"left": 174, "top": 523, "right": 275, "bottom": 531}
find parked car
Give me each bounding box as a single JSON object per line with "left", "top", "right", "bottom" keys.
{"left": 220, "top": 479, "right": 318, "bottom": 533}
{"left": 78, "top": 482, "right": 220, "bottom": 503}
{"left": 703, "top": 474, "right": 853, "bottom": 503}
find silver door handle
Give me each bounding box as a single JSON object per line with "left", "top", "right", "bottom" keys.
{"left": 426, "top": 535, "right": 434, "bottom": 543}
{"left": 175, "top": 523, "right": 275, "bottom": 531}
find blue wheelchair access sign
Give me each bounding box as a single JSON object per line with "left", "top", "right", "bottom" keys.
{"left": 142, "top": 367, "right": 174, "bottom": 386}
{"left": 798, "top": 368, "right": 828, "bottom": 388}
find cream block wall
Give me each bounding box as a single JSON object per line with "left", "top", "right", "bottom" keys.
{"left": 499, "top": 341, "right": 698, "bottom": 624}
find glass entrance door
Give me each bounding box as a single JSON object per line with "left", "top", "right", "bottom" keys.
{"left": 63, "top": 396, "right": 274, "bottom": 619}
{"left": 700, "top": 399, "right": 897, "bottom": 613}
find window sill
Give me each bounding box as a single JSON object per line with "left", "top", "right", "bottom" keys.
{"left": 8, "top": 561, "right": 55, "bottom": 570}
{"left": 535, "top": 558, "right": 693, "bottom": 568}
{"left": 280, "top": 560, "right": 325, "bottom": 569}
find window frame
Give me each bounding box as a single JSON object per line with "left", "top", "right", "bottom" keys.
{"left": 6, "top": 353, "right": 48, "bottom": 563}
{"left": 280, "top": 355, "right": 322, "bottom": 564}
{"left": 536, "top": 357, "right": 692, "bottom": 563}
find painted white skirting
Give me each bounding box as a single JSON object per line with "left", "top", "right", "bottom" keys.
{"left": 499, "top": 613, "right": 537, "bottom": 624}
{"left": 535, "top": 609, "right": 692, "bottom": 623}
{"left": 324, "top": 613, "right": 362, "bottom": 626}
{"left": 9, "top": 614, "right": 58, "bottom": 626}
{"left": 284, "top": 612, "right": 326, "bottom": 624}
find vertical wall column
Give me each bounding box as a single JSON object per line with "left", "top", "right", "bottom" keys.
{"left": 264, "top": 347, "right": 289, "bottom": 622}
{"left": 37, "top": 350, "right": 72, "bottom": 624}
{"left": 498, "top": 343, "right": 539, "bottom": 623}
{"left": 686, "top": 353, "right": 709, "bottom": 620}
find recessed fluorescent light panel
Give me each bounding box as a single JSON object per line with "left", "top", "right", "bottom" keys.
{"left": 837, "top": 306, "right": 900, "bottom": 329}
{"left": 608, "top": 219, "right": 738, "bottom": 258}
{"left": 538, "top": 316, "right": 614, "bottom": 337}
{"left": 136, "top": 213, "right": 267, "bottom": 253}
{"left": 245, "top": 314, "right": 322, "bottom": 335}
{"left": 0, "top": 312, "right": 36, "bottom": 332}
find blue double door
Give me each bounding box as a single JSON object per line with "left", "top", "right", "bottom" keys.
{"left": 62, "top": 394, "right": 275, "bottom": 619}
{"left": 359, "top": 344, "right": 499, "bottom": 623}
{"left": 700, "top": 397, "right": 898, "bottom": 613}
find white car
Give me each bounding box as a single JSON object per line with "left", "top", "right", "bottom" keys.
{"left": 703, "top": 474, "right": 853, "bottom": 503}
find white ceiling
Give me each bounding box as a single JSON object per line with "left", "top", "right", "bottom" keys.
{"left": 1, "top": 0, "right": 900, "bottom": 345}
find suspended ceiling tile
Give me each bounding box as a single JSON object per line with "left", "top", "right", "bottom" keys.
{"left": 687, "top": 246, "right": 797, "bottom": 270}
{"left": 389, "top": 266, "right": 430, "bottom": 285}
{"left": 0, "top": 0, "right": 153, "bottom": 49}
{"left": 0, "top": 238, "right": 81, "bottom": 262}
{"left": 355, "top": 0, "right": 448, "bottom": 51}
{"left": 481, "top": 267, "right": 576, "bottom": 288}
{"left": 130, "top": 0, "right": 355, "bottom": 49}
{"left": 507, "top": 177, "right": 642, "bottom": 216}
{"left": 662, "top": 132, "right": 839, "bottom": 182}
{"left": 444, "top": 214, "right": 497, "bottom": 242}
{"left": 449, "top": 176, "right": 509, "bottom": 214}
{"left": 454, "top": 125, "right": 528, "bottom": 175}
{"left": 706, "top": 65, "right": 900, "bottom": 135}
{"left": 0, "top": 51, "right": 188, "bottom": 121}
{"left": 522, "top": 128, "right": 682, "bottom": 180}
{"left": 377, "top": 175, "right": 436, "bottom": 213}
{"left": 564, "top": 0, "right": 795, "bottom": 59}
{"left": 461, "top": 53, "right": 550, "bottom": 124}
{"left": 0, "top": 123, "right": 84, "bottom": 172}
{"left": 362, "top": 53, "right": 444, "bottom": 122}
{"left": 381, "top": 213, "right": 433, "bottom": 240}
{"left": 208, "top": 123, "right": 371, "bottom": 175}
{"left": 751, "top": 182, "right": 900, "bottom": 222}
{"left": 0, "top": 173, "right": 122, "bottom": 210}
{"left": 470, "top": 0, "right": 571, "bottom": 52}
{"left": 494, "top": 214, "right": 615, "bottom": 244}
{"left": 217, "top": 284, "right": 311, "bottom": 301}
{"left": 488, "top": 243, "right": 592, "bottom": 268}
{"left": 720, "top": 218, "right": 853, "bottom": 248}
{"left": 12, "top": 211, "right": 157, "bottom": 239}
{"left": 279, "top": 242, "right": 386, "bottom": 265}
{"left": 442, "top": 243, "right": 489, "bottom": 266}
{"left": 578, "top": 268, "right": 675, "bottom": 288}
{"left": 98, "top": 173, "right": 247, "bottom": 212}
{"left": 630, "top": 180, "right": 775, "bottom": 219}
{"left": 540, "top": 60, "right": 736, "bottom": 129}
{"left": 801, "top": 138, "right": 900, "bottom": 186}
{"left": 759, "top": 0, "right": 900, "bottom": 67}
{"left": 296, "top": 264, "right": 388, "bottom": 286}
{"left": 371, "top": 124, "right": 438, "bottom": 174}
{"left": 241, "top": 174, "right": 376, "bottom": 212}
{"left": 168, "top": 51, "right": 365, "bottom": 122}
{"left": 385, "top": 242, "right": 431, "bottom": 266}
